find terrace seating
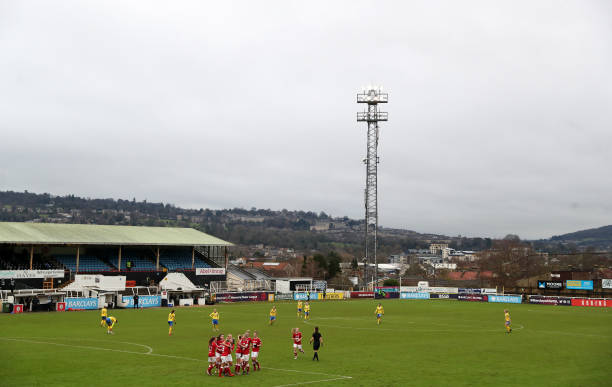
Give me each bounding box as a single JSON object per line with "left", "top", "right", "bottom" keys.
{"left": 55, "top": 255, "right": 113, "bottom": 272}
{"left": 117, "top": 257, "right": 157, "bottom": 271}
{"left": 158, "top": 254, "right": 211, "bottom": 271}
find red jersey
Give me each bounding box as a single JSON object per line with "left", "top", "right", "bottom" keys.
{"left": 251, "top": 337, "right": 262, "bottom": 352}
{"left": 208, "top": 341, "right": 217, "bottom": 357}
{"left": 215, "top": 339, "right": 224, "bottom": 355}
{"left": 292, "top": 332, "right": 302, "bottom": 345}
{"left": 240, "top": 338, "right": 250, "bottom": 354}
{"left": 222, "top": 340, "right": 232, "bottom": 356}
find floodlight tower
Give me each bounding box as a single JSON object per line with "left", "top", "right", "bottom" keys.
{"left": 357, "top": 86, "right": 388, "bottom": 289}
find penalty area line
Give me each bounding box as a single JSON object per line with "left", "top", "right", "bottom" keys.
{"left": 0, "top": 337, "right": 353, "bottom": 384}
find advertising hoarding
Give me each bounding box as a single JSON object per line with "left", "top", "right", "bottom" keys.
{"left": 375, "top": 291, "right": 400, "bottom": 299}
{"left": 324, "top": 292, "right": 344, "bottom": 300}
{"left": 429, "top": 293, "right": 459, "bottom": 299}
{"left": 195, "top": 268, "right": 226, "bottom": 275}
{"left": 122, "top": 295, "right": 161, "bottom": 308}
{"left": 350, "top": 292, "right": 374, "bottom": 298}
{"left": 537, "top": 281, "right": 563, "bottom": 289}
{"left": 457, "top": 294, "right": 488, "bottom": 302}
{"left": 528, "top": 295, "right": 571, "bottom": 306}
{"left": 458, "top": 288, "right": 482, "bottom": 294}
{"left": 602, "top": 279, "right": 612, "bottom": 289}
{"left": 65, "top": 297, "right": 99, "bottom": 310}
{"left": 274, "top": 293, "right": 294, "bottom": 300}
{"left": 400, "top": 292, "right": 430, "bottom": 299}
{"left": 566, "top": 280, "right": 593, "bottom": 290}
{"left": 293, "top": 292, "right": 319, "bottom": 301}
{"left": 488, "top": 295, "right": 522, "bottom": 304}
{"left": 0, "top": 270, "right": 65, "bottom": 279}
{"left": 570, "top": 298, "right": 612, "bottom": 308}
{"left": 215, "top": 292, "right": 269, "bottom": 303}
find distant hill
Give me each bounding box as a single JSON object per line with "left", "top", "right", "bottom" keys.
{"left": 549, "top": 225, "right": 612, "bottom": 250}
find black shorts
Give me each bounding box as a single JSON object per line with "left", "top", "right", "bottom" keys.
{"left": 313, "top": 342, "right": 320, "bottom": 350}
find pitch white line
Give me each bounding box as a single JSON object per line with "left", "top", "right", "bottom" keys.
{"left": 1, "top": 337, "right": 353, "bottom": 385}
{"left": 272, "top": 376, "right": 352, "bottom": 387}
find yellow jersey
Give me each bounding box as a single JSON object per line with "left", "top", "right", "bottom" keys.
{"left": 304, "top": 304, "right": 310, "bottom": 312}
{"left": 505, "top": 312, "right": 510, "bottom": 322}
{"left": 297, "top": 301, "right": 303, "bottom": 309}
{"left": 210, "top": 311, "right": 219, "bottom": 320}
{"left": 270, "top": 308, "right": 277, "bottom": 317}
{"left": 168, "top": 312, "right": 175, "bottom": 322}
{"left": 101, "top": 308, "right": 107, "bottom": 317}
{"left": 108, "top": 316, "right": 117, "bottom": 324}
{"left": 376, "top": 306, "right": 384, "bottom": 315}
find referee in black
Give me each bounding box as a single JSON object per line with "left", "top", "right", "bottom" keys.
{"left": 310, "top": 326, "right": 323, "bottom": 361}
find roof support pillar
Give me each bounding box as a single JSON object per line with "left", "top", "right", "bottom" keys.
{"left": 156, "top": 247, "right": 160, "bottom": 271}
{"left": 29, "top": 245, "right": 34, "bottom": 270}
{"left": 191, "top": 246, "right": 195, "bottom": 270}
{"left": 118, "top": 246, "right": 122, "bottom": 271}
{"left": 76, "top": 246, "right": 80, "bottom": 274}
{"left": 224, "top": 246, "right": 228, "bottom": 272}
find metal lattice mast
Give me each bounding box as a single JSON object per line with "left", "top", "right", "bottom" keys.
{"left": 357, "top": 86, "right": 388, "bottom": 289}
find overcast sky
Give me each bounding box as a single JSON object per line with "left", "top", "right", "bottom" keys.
{"left": 1, "top": 1, "right": 611, "bottom": 239}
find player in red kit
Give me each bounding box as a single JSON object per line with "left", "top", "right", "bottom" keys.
{"left": 250, "top": 330, "right": 262, "bottom": 371}
{"left": 222, "top": 334, "right": 235, "bottom": 377}
{"left": 240, "top": 331, "right": 252, "bottom": 375}
{"left": 206, "top": 337, "right": 217, "bottom": 375}
{"left": 215, "top": 334, "right": 226, "bottom": 377}
{"left": 292, "top": 327, "right": 304, "bottom": 359}
{"left": 234, "top": 335, "right": 243, "bottom": 375}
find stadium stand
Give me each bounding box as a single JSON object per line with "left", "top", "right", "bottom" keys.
{"left": 117, "top": 257, "right": 157, "bottom": 271}
{"left": 159, "top": 253, "right": 211, "bottom": 271}
{"left": 55, "top": 255, "right": 113, "bottom": 272}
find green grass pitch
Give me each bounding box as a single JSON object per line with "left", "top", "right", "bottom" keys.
{"left": 0, "top": 299, "right": 610, "bottom": 386}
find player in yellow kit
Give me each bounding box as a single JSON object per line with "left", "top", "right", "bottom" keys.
{"left": 100, "top": 306, "right": 107, "bottom": 327}
{"left": 504, "top": 309, "right": 512, "bottom": 333}
{"left": 269, "top": 306, "right": 277, "bottom": 325}
{"left": 297, "top": 301, "right": 303, "bottom": 318}
{"left": 105, "top": 316, "right": 117, "bottom": 334}
{"left": 375, "top": 303, "right": 384, "bottom": 325}
{"left": 303, "top": 302, "right": 310, "bottom": 320}
{"left": 168, "top": 309, "right": 176, "bottom": 336}
{"left": 210, "top": 309, "right": 220, "bottom": 331}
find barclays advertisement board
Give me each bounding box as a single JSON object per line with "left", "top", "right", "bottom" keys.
{"left": 65, "top": 297, "right": 99, "bottom": 310}
{"left": 488, "top": 295, "right": 522, "bottom": 304}
{"left": 122, "top": 295, "right": 161, "bottom": 308}
{"left": 400, "top": 292, "right": 430, "bottom": 300}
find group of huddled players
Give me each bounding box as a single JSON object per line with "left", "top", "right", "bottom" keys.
{"left": 206, "top": 330, "right": 262, "bottom": 377}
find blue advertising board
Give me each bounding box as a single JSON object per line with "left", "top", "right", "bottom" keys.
{"left": 293, "top": 292, "right": 319, "bottom": 301}
{"left": 122, "top": 295, "right": 161, "bottom": 308}
{"left": 65, "top": 297, "right": 98, "bottom": 310}
{"left": 400, "top": 292, "right": 430, "bottom": 300}
{"left": 565, "top": 280, "right": 593, "bottom": 290}
{"left": 488, "top": 295, "right": 522, "bottom": 304}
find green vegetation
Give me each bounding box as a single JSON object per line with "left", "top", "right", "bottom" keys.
{"left": 1, "top": 299, "right": 610, "bottom": 386}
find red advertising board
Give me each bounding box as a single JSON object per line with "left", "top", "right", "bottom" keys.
{"left": 350, "top": 292, "right": 374, "bottom": 298}
{"left": 13, "top": 304, "right": 24, "bottom": 314}
{"left": 458, "top": 294, "right": 488, "bottom": 302}
{"left": 571, "top": 298, "right": 612, "bottom": 308}
{"left": 56, "top": 302, "right": 66, "bottom": 312}
{"left": 125, "top": 280, "right": 136, "bottom": 288}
